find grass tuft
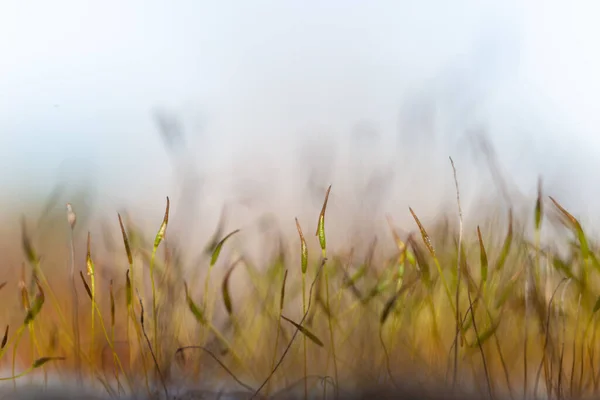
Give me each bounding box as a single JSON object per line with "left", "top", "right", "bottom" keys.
{"left": 4, "top": 177, "right": 600, "bottom": 400}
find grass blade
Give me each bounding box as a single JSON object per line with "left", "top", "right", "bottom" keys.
{"left": 409, "top": 207, "right": 435, "bottom": 258}
{"left": 1, "top": 326, "right": 8, "bottom": 349}
{"left": 221, "top": 260, "right": 241, "bottom": 316}
{"left": 409, "top": 207, "right": 454, "bottom": 313}
{"left": 295, "top": 218, "right": 308, "bottom": 274}
{"left": 204, "top": 206, "right": 228, "bottom": 255}
{"left": 118, "top": 213, "right": 133, "bottom": 266}
{"left": 344, "top": 265, "right": 367, "bottom": 288}
{"left": 280, "top": 269, "right": 288, "bottom": 312}
{"left": 211, "top": 229, "right": 240, "bottom": 266}
{"left": 477, "top": 226, "right": 489, "bottom": 287}
{"left": 315, "top": 185, "right": 331, "bottom": 257}
{"left": 125, "top": 270, "right": 132, "bottom": 309}
{"left": 32, "top": 357, "right": 66, "bottom": 369}
{"left": 495, "top": 209, "right": 513, "bottom": 272}
{"left": 79, "top": 271, "right": 92, "bottom": 301}
{"left": 110, "top": 280, "right": 116, "bottom": 329}
{"left": 184, "top": 282, "right": 206, "bottom": 325}
{"left": 153, "top": 197, "right": 170, "bottom": 249}
{"left": 24, "top": 279, "right": 44, "bottom": 325}
{"left": 467, "top": 318, "right": 501, "bottom": 349}
{"left": 550, "top": 196, "right": 590, "bottom": 256}
{"left": 535, "top": 178, "right": 543, "bottom": 232}
{"left": 21, "top": 217, "right": 38, "bottom": 265}
{"left": 281, "top": 315, "right": 324, "bottom": 347}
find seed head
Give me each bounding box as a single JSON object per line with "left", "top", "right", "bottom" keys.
{"left": 66, "top": 203, "right": 77, "bottom": 230}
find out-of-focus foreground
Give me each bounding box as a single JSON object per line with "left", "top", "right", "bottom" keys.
{"left": 0, "top": 170, "right": 599, "bottom": 400}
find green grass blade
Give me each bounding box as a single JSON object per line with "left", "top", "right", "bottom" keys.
{"left": 495, "top": 209, "right": 513, "bottom": 272}
{"left": 211, "top": 229, "right": 240, "bottom": 266}
{"left": 153, "top": 197, "right": 170, "bottom": 249}
{"left": 281, "top": 315, "right": 324, "bottom": 347}
{"left": 295, "top": 218, "right": 308, "bottom": 274}
{"left": 280, "top": 269, "right": 288, "bottom": 312}
{"left": 221, "top": 260, "right": 241, "bottom": 316}
{"left": 118, "top": 213, "right": 133, "bottom": 266}
{"left": 184, "top": 282, "right": 206, "bottom": 325}
{"left": 409, "top": 207, "right": 436, "bottom": 258}
{"left": 550, "top": 196, "right": 590, "bottom": 259}
{"left": 315, "top": 185, "right": 331, "bottom": 257}
{"left": 24, "top": 279, "right": 44, "bottom": 325}
{"left": 477, "top": 226, "right": 489, "bottom": 287}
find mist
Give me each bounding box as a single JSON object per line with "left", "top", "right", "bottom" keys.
{"left": 2, "top": 0, "right": 600, "bottom": 256}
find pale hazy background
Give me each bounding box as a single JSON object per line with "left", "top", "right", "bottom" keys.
{"left": 1, "top": 0, "right": 600, "bottom": 255}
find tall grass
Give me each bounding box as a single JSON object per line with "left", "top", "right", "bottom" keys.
{"left": 1, "top": 180, "right": 600, "bottom": 400}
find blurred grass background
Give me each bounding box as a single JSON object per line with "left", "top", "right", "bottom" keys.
{"left": 1, "top": 166, "right": 599, "bottom": 400}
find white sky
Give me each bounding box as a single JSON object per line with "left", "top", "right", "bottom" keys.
{"left": 1, "top": 0, "right": 600, "bottom": 242}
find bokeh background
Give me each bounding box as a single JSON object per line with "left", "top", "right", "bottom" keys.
{"left": 2, "top": 3, "right": 600, "bottom": 396}
{"left": 1, "top": 0, "right": 599, "bottom": 272}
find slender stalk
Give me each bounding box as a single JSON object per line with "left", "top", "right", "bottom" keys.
{"left": 302, "top": 272, "right": 308, "bottom": 400}
{"left": 149, "top": 247, "right": 159, "bottom": 365}
{"left": 450, "top": 157, "right": 463, "bottom": 390}
{"left": 67, "top": 204, "right": 82, "bottom": 386}
{"left": 324, "top": 258, "right": 339, "bottom": 399}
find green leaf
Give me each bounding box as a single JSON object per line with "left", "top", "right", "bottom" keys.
{"left": 495, "top": 209, "right": 513, "bottom": 272}
{"left": 477, "top": 226, "right": 488, "bottom": 286}
{"left": 280, "top": 269, "right": 288, "bottom": 312}
{"left": 221, "top": 260, "right": 241, "bottom": 316}
{"left": 552, "top": 257, "right": 577, "bottom": 282}
{"left": 468, "top": 319, "right": 500, "bottom": 348}
{"left": 295, "top": 218, "right": 308, "bottom": 274}
{"left": 118, "top": 213, "right": 133, "bottom": 266}
{"left": 204, "top": 206, "right": 227, "bottom": 255}
{"left": 406, "top": 249, "right": 416, "bottom": 266}
{"left": 184, "top": 282, "right": 206, "bottom": 325}
{"left": 86, "top": 232, "right": 96, "bottom": 277}
{"left": 281, "top": 315, "right": 324, "bottom": 347}
{"left": 344, "top": 265, "right": 367, "bottom": 288}
{"left": 550, "top": 196, "right": 590, "bottom": 259}
{"left": 396, "top": 263, "right": 405, "bottom": 292}
{"left": 409, "top": 207, "right": 436, "bottom": 258}
{"left": 24, "top": 280, "right": 44, "bottom": 325}
{"left": 153, "top": 197, "right": 170, "bottom": 249}
{"left": 380, "top": 277, "right": 418, "bottom": 325}
{"left": 408, "top": 236, "right": 431, "bottom": 286}
{"left": 211, "top": 229, "right": 240, "bottom": 266}
{"left": 315, "top": 185, "right": 331, "bottom": 256}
